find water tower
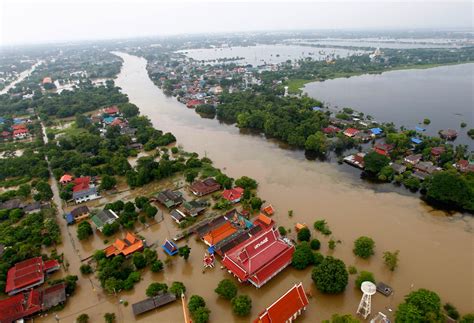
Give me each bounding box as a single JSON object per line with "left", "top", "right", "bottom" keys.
{"left": 357, "top": 281, "right": 377, "bottom": 319}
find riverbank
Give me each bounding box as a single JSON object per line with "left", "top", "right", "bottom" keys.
{"left": 287, "top": 61, "right": 474, "bottom": 94}
{"left": 112, "top": 52, "right": 474, "bottom": 320}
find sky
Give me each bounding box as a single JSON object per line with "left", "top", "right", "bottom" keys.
{"left": 0, "top": 0, "right": 472, "bottom": 46}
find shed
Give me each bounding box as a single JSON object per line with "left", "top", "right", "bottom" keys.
{"left": 132, "top": 293, "right": 177, "bottom": 316}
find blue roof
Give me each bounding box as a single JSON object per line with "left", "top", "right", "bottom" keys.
{"left": 415, "top": 126, "right": 426, "bottom": 132}
{"left": 312, "top": 106, "right": 322, "bottom": 111}
{"left": 13, "top": 118, "right": 23, "bottom": 124}
{"left": 370, "top": 128, "right": 383, "bottom": 135}
{"left": 411, "top": 138, "right": 423, "bottom": 144}
{"left": 65, "top": 213, "right": 74, "bottom": 224}
{"left": 0, "top": 117, "right": 5, "bottom": 124}
{"left": 162, "top": 239, "right": 178, "bottom": 256}
{"left": 103, "top": 116, "right": 116, "bottom": 124}
{"left": 207, "top": 246, "right": 215, "bottom": 254}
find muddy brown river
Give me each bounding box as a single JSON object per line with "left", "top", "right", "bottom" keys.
{"left": 38, "top": 53, "right": 473, "bottom": 323}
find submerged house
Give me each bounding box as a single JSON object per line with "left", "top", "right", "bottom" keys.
{"left": 66, "top": 205, "right": 90, "bottom": 224}
{"left": 222, "top": 187, "right": 244, "bottom": 204}
{"left": 72, "top": 177, "right": 99, "bottom": 204}
{"left": 5, "top": 257, "right": 60, "bottom": 295}
{"left": 91, "top": 209, "right": 119, "bottom": 232}
{"left": 189, "top": 178, "right": 221, "bottom": 196}
{"left": 221, "top": 227, "right": 295, "bottom": 288}
{"left": 155, "top": 189, "right": 183, "bottom": 208}
{"left": 162, "top": 239, "right": 179, "bottom": 256}
{"left": 254, "top": 282, "right": 309, "bottom": 323}
{"left": 104, "top": 232, "right": 144, "bottom": 258}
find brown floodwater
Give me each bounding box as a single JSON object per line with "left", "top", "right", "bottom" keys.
{"left": 37, "top": 53, "right": 473, "bottom": 323}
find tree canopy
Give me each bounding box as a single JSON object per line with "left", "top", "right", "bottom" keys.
{"left": 312, "top": 256, "right": 348, "bottom": 294}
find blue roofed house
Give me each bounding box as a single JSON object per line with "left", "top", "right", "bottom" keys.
{"left": 411, "top": 138, "right": 423, "bottom": 145}
{"left": 312, "top": 106, "right": 322, "bottom": 111}
{"left": 162, "top": 239, "right": 179, "bottom": 256}
{"left": 370, "top": 128, "right": 383, "bottom": 136}
{"left": 0, "top": 117, "right": 5, "bottom": 124}
{"left": 103, "top": 116, "right": 116, "bottom": 125}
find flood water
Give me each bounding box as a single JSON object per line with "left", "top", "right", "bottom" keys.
{"left": 177, "top": 44, "right": 366, "bottom": 66}
{"left": 304, "top": 63, "right": 474, "bottom": 148}
{"left": 38, "top": 53, "right": 473, "bottom": 323}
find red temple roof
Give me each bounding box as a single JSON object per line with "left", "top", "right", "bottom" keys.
{"left": 5, "top": 257, "right": 59, "bottom": 295}
{"left": 0, "top": 290, "right": 42, "bottom": 323}
{"left": 222, "top": 227, "right": 294, "bottom": 288}
{"left": 254, "top": 282, "right": 309, "bottom": 323}
{"left": 203, "top": 222, "right": 237, "bottom": 246}
{"left": 12, "top": 124, "right": 27, "bottom": 131}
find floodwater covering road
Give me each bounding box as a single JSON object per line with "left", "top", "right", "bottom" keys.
{"left": 38, "top": 53, "right": 473, "bottom": 322}
{"left": 0, "top": 61, "right": 43, "bottom": 95}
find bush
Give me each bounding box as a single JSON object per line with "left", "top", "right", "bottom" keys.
{"left": 348, "top": 266, "right": 357, "bottom": 275}
{"left": 313, "top": 219, "right": 332, "bottom": 235}
{"left": 77, "top": 221, "right": 93, "bottom": 240}
{"left": 423, "top": 118, "right": 431, "bottom": 125}
{"left": 192, "top": 306, "right": 211, "bottom": 323}
{"left": 353, "top": 236, "right": 375, "bottom": 259}
{"left": 443, "top": 303, "right": 460, "bottom": 320}
{"left": 80, "top": 264, "right": 93, "bottom": 275}
{"left": 364, "top": 151, "right": 390, "bottom": 174}
{"left": 460, "top": 314, "right": 474, "bottom": 323}
{"left": 403, "top": 176, "right": 420, "bottom": 191}
{"left": 297, "top": 227, "right": 311, "bottom": 242}
{"left": 132, "top": 252, "right": 147, "bottom": 269}
{"left": 171, "top": 147, "right": 179, "bottom": 154}
{"left": 231, "top": 295, "right": 252, "bottom": 316}
{"left": 151, "top": 260, "right": 164, "bottom": 272}
{"left": 102, "top": 221, "right": 120, "bottom": 237}
{"left": 383, "top": 250, "right": 399, "bottom": 271}
{"left": 310, "top": 239, "right": 321, "bottom": 250}
{"left": 146, "top": 283, "right": 168, "bottom": 297}
{"left": 278, "top": 226, "right": 287, "bottom": 236}
{"left": 188, "top": 295, "right": 206, "bottom": 313}
{"left": 292, "top": 242, "right": 316, "bottom": 270}
{"left": 312, "top": 256, "right": 348, "bottom": 294}
{"left": 234, "top": 176, "right": 258, "bottom": 190}
{"left": 395, "top": 289, "right": 441, "bottom": 322}
{"left": 322, "top": 313, "right": 360, "bottom": 323}
{"left": 104, "top": 313, "right": 116, "bottom": 323}
{"left": 76, "top": 314, "right": 89, "bottom": 323}
{"left": 170, "top": 281, "right": 186, "bottom": 297}
{"left": 215, "top": 279, "right": 237, "bottom": 300}
{"left": 355, "top": 271, "right": 375, "bottom": 288}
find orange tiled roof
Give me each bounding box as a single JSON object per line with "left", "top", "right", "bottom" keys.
{"left": 257, "top": 213, "right": 273, "bottom": 226}
{"left": 104, "top": 232, "right": 144, "bottom": 257}
{"left": 203, "top": 222, "right": 237, "bottom": 245}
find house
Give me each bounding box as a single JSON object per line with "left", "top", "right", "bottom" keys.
{"left": 203, "top": 222, "right": 237, "bottom": 246}
{"left": 66, "top": 205, "right": 90, "bottom": 224}
{"left": 5, "top": 257, "right": 60, "bottom": 295}
{"left": 42, "top": 77, "right": 52, "bottom": 84}
{"left": 104, "top": 106, "right": 119, "bottom": 116}
{"left": 189, "top": 178, "right": 221, "bottom": 196}
{"left": 104, "top": 232, "right": 144, "bottom": 257}
{"left": 1, "top": 130, "right": 11, "bottom": 139}
{"left": 221, "top": 227, "right": 295, "bottom": 288}
{"left": 194, "top": 215, "right": 228, "bottom": 238}
{"left": 59, "top": 174, "right": 73, "bottom": 184}
{"left": 262, "top": 204, "right": 275, "bottom": 216}
{"left": 13, "top": 128, "right": 29, "bottom": 139}
{"left": 404, "top": 154, "right": 422, "bottom": 165}
{"left": 110, "top": 118, "right": 125, "bottom": 127}
{"left": 103, "top": 116, "right": 117, "bottom": 125}
{"left": 414, "top": 161, "right": 441, "bottom": 175}
{"left": 343, "top": 153, "right": 366, "bottom": 169}
{"left": 343, "top": 128, "right": 360, "bottom": 137}
{"left": 431, "top": 147, "right": 446, "bottom": 158}
{"left": 253, "top": 213, "right": 274, "bottom": 229}
{"left": 222, "top": 187, "right": 244, "bottom": 203}
{"left": 411, "top": 137, "right": 423, "bottom": 145}
{"left": 156, "top": 189, "right": 183, "bottom": 208}
{"left": 161, "top": 239, "right": 179, "bottom": 256}
{"left": 374, "top": 143, "right": 394, "bottom": 156}
{"left": 170, "top": 209, "right": 187, "bottom": 224}
{"left": 322, "top": 126, "right": 340, "bottom": 135}
{"left": 391, "top": 163, "right": 407, "bottom": 174}
{"left": 132, "top": 293, "right": 177, "bottom": 316}
{"left": 186, "top": 99, "right": 204, "bottom": 108}
{"left": 72, "top": 186, "right": 99, "bottom": 204}
{"left": 354, "top": 131, "right": 372, "bottom": 142}
{"left": 370, "top": 128, "right": 383, "bottom": 136}
{"left": 182, "top": 200, "right": 206, "bottom": 217}
{"left": 91, "top": 209, "right": 119, "bottom": 231}
{"left": 254, "top": 282, "right": 309, "bottom": 323}
{"left": 454, "top": 160, "right": 474, "bottom": 173}
{"left": 22, "top": 201, "right": 42, "bottom": 214}
{"left": 439, "top": 129, "right": 458, "bottom": 140}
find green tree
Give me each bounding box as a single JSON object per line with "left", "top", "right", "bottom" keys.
{"left": 151, "top": 260, "right": 164, "bottom": 272}
{"left": 215, "top": 279, "right": 237, "bottom": 300}
{"left": 292, "top": 242, "right": 317, "bottom": 270}
{"left": 76, "top": 314, "right": 89, "bottom": 323}
{"left": 231, "top": 295, "right": 252, "bottom": 316}
{"left": 310, "top": 239, "right": 321, "bottom": 250}
{"left": 383, "top": 250, "right": 400, "bottom": 271}
{"left": 132, "top": 252, "right": 147, "bottom": 269}
{"left": 355, "top": 271, "right": 375, "bottom": 288}
{"left": 395, "top": 289, "right": 442, "bottom": 322}
{"left": 178, "top": 245, "right": 191, "bottom": 260}
{"left": 80, "top": 264, "right": 93, "bottom": 275}
{"left": 119, "top": 103, "right": 140, "bottom": 118}
{"left": 278, "top": 226, "right": 287, "bottom": 236}
{"left": 297, "top": 227, "right": 311, "bottom": 242}
{"left": 102, "top": 222, "right": 120, "bottom": 237}
{"left": 363, "top": 151, "right": 390, "bottom": 174}
{"left": 192, "top": 307, "right": 210, "bottom": 323}
{"left": 17, "top": 184, "right": 31, "bottom": 198}
{"left": 34, "top": 181, "right": 53, "bottom": 201}
{"left": 188, "top": 295, "right": 206, "bottom": 313}
{"left": 100, "top": 175, "right": 117, "bottom": 190}
{"left": 312, "top": 256, "right": 348, "bottom": 294}
{"left": 234, "top": 176, "right": 258, "bottom": 190}
{"left": 425, "top": 170, "right": 474, "bottom": 211}
{"left": 460, "top": 313, "right": 474, "bottom": 323}
{"left": 77, "top": 221, "right": 93, "bottom": 240}
{"left": 353, "top": 236, "right": 375, "bottom": 259}
{"left": 443, "top": 303, "right": 460, "bottom": 320}
{"left": 215, "top": 173, "right": 233, "bottom": 189}
{"left": 403, "top": 176, "right": 421, "bottom": 191}
{"left": 146, "top": 282, "right": 168, "bottom": 297}
{"left": 169, "top": 281, "right": 186, "bottom": 297}
{"left": 104, "top": 313, "right": 116, "bottom": 323}
{"left": 144, "top": 204, "right": 158, "bottom": 218}
{"left": 305, "top": 131, "right": 328, "bottom": 155}
{"left": 249, "top": 196, "right": 263, "bottom": 211}
{"left": 322, "top": 313, "right": 360, "bottom": 323}
{"left": 185, "top": 169, "right": 199, "bottom": 183}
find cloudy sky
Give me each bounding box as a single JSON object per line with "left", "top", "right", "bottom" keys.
{"left": 1, "top": 0, "right": 472, "bottom": 45}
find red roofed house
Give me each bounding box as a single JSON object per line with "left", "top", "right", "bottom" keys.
{"left": 454, "top": 160, "right": 474, "bottom": 173}
{"left": 1, "top": 131, "right": 11, "bottom": 139}
{"left": 222, "top": 187, "right": 244, "bottom": 203}
{"left": 322, "top": 125, "right": 341, "bottom": 135}
{"left": 59, "top": 174, "right": 73, "bottom": 185}
{"left": 110, "top": 118, "right": 125, "bottom": 127}
{"left": 13, "top": 128, "right": 29, "bottom": 140}
{"left": 221, "top": 227, "right": 295, "bottom": 288}
{"left": 262, "top": 205, "right": 275, "bottom": 216}
{"left": 12, "top": 124, "right": 27, "bottom": 131}
{"left": 104, "top": 106, "right": 119, "bottom": 116}
{"left": 254, "top": 282, "right": 309, "bottom": 323}
{"left": 0, "top": 289, "right": 42, "bottom": 323}
{"left": 42, "top": 77, "right": 52, "bottom": 84}
{"left": 5, "top": 257, "right": 60, "bottom": 295}
{"left": 104, "top": 232, "right": 144, "bottom": 258}
{"left": 203, "top": 222, "right": 237, "bottom": 246}
{"left": 190, "top": 178, "right": 221, "bottom": 196}
{"left": 373, "top": 143, "right": 394, "bottom": 156}
{"left": 343, "top": 128, "right": 360, "bottom": 137}
{"left": 186, "top": 99, "right": 204, "bottom": 108}
{"left": 72, "top": 176, "right": 91, "bottom": 192}
{"left": 431, "top": 146, "right": 446, "bottom": 158}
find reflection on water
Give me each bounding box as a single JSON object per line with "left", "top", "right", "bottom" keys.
{"left": 38, "top": 53, "right": 473, "bottom": 323}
